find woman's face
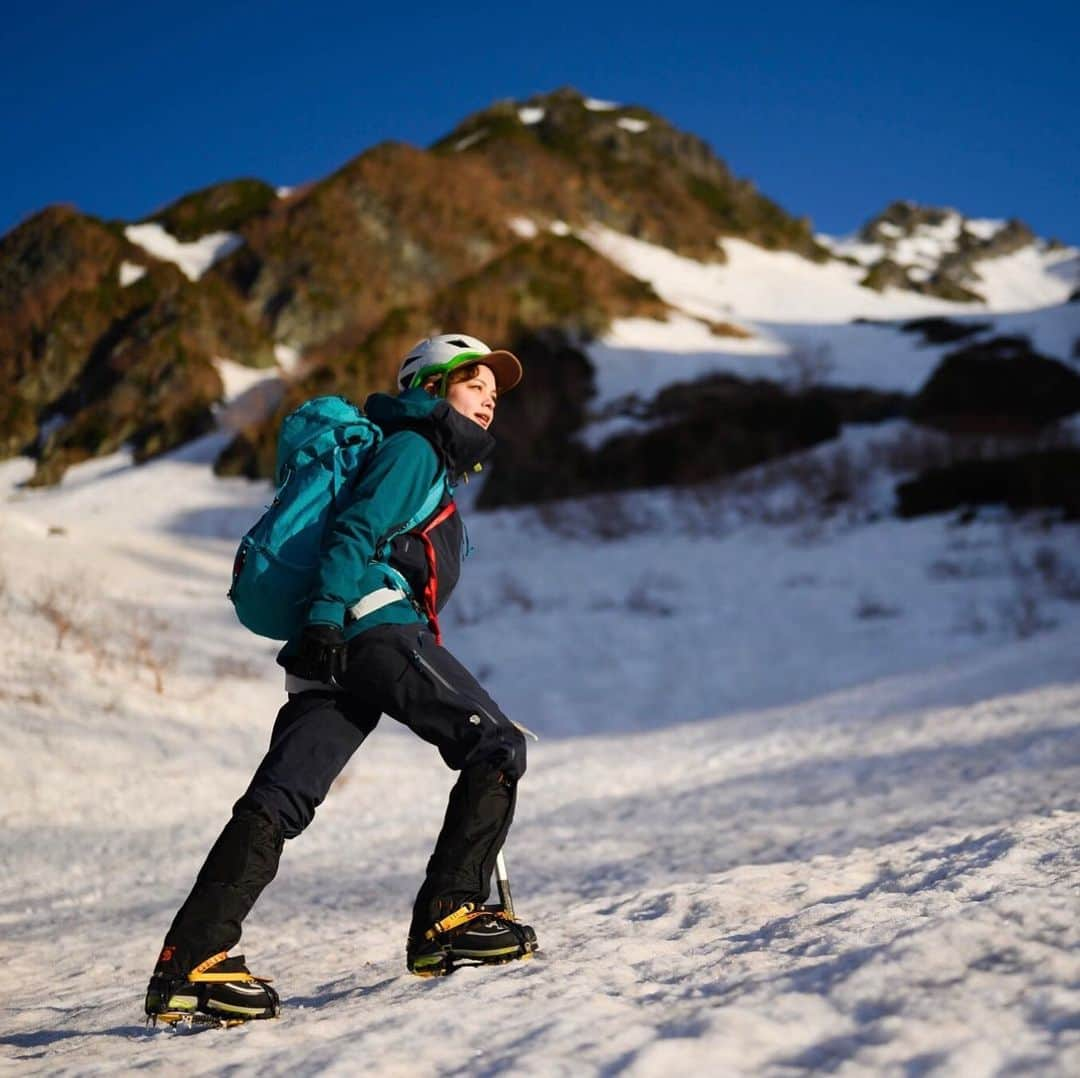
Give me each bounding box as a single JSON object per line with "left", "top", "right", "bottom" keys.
{"left": 445, "top": 363, "right": 497, "bottom": 430}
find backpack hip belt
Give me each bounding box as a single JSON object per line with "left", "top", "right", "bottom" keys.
{"left": 346, "top": 586, "right": 408, "bottom": 624}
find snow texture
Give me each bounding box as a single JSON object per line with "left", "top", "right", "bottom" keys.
{"left": 1, "top": 213, "right": 1079, "bottom": 1076}
{"left": 1, "top": 424, "right": 1078, "bottom": 1076}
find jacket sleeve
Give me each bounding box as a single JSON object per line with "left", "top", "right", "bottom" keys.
{"left": 305, "top": 430, "right": 441, "bottom": 627}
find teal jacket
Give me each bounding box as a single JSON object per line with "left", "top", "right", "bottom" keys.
{"left": 279, "top": 388, "right": 494, "bottom": 659}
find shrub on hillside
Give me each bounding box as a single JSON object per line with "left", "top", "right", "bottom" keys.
{"left": 151, "top": 179, "right": 278, "bottom": 241}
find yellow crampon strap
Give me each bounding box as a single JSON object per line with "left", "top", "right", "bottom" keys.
{"left": 187, "top": 951, "right": 272, "bottom": 984}
{"left": 425, "top": 902, "right": 481, "bottom": 940}
{"left": 424, "top": 903, "right": 521, "bottom": 941}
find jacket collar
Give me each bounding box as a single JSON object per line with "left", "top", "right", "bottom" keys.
{"left": 364, "top": 388, "right": 495, "bottom": 477}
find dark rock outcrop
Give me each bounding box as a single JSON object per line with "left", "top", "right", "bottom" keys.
{"left": 860, "top": 259, "right": 913, "bottom": 293}
{"left": 586, "top": 375, "right": 841, "bottom": 495}
{"left": 897, "top": 451, "right": 1080, "bottom": 520}
{"left": 900, "top": 317, "right": 991, "bottom": 345}
{"left": 478, "top": 366, "right": 906, "bottom": 509}
{"left": 475, "top": 330, "right": 596, "bottom": 508}
{"left": 909, "top": 336, "right": 1080, "bottom": 434}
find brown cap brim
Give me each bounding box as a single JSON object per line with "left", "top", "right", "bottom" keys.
{"left": 480, "top": 349, "right": 523, "bottom": 394}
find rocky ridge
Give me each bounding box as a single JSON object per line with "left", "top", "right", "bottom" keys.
{"left": 0, "top": 88, "right": 828, "bottom": 484}
{"left": 1, "top": 90, "right": 1074, "bottom": 501}
{"left": 822, "top": 200, "right": 1043, "bottom": 303}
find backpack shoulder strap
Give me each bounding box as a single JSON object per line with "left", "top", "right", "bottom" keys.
{"left": 397, "top": 469, "right": 451, "bottom": 537}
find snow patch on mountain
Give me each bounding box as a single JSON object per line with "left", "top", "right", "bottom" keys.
{"left": 212, "top": 359, "right": 284, "bottom": 433}
{"left": 509, "top": 216, "right": 539, "bottom": 239}
{"left": 124, "top": 222, "right": 244, "bottom": 281}
{"left": 118, "top": 260, "right": 146, "bottom": 286}
{"left": 452, "top": 127, "right": 488, "bottom": 152}
{"left": 974, "top": 246, "right": 1080, "bottom": 310}
{"left": 273, "top": 342, "right": 302, "bottom": 374}
{"left": 822, "top": 209, "right": 977, "bottom": 271}
{"left": 588, "top": 224, "right": 1073, "bottom": 323}
{"left": 817, "top": 205, "right": 1077, "bottom": 307}
{"left": 584, "top": 225, "right": 958, "bottom": 325}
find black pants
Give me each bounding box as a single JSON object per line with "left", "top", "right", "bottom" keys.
{"left": 158, "top": 623, "right": 526, "bottom": 975}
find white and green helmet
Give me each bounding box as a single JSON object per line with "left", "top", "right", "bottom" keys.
{"left": 397, "top": 333, "right": 522, "bottom": 394}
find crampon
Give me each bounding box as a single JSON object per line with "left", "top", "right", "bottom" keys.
{"left": 407, "top": 903, "right": 539, "bottom": 978}
{"left": 145, "top": 952, "right": 280, "bottom": 1028}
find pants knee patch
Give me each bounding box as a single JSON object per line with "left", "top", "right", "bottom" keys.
{"left": 467, "top": 721, "right": 526, "bottom": 780}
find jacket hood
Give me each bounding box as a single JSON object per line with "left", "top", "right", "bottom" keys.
{"left": 365, "top": 388, "right": 495, "bottom": 476}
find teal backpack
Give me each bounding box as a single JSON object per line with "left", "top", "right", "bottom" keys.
{"left": 228, "top": 395, "right": 445, "bottom": 641}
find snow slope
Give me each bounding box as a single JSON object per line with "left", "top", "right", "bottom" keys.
{"left": 578, "top": 225, "right": 1080, "bottom": 421}
{"left": 1, "top": 420, "right": 1078, "bottom": 1074}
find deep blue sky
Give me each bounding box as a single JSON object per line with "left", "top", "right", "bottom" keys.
{"left": 4, "top": 1, "right": 1078, "bottom": 243}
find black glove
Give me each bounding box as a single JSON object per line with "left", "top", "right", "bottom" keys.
{"left": 288, "top": 624, "right": 346, "bottom": 684}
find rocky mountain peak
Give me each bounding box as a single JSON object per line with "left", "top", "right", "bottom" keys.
{"left": 442, "top": 86, "right": 725, "bottom": 186}
{"left": 823, "top": 200, "right": 1041, "bottom": 302}
{"left": 432, "top": 87, "right": 826, "bottom": 263}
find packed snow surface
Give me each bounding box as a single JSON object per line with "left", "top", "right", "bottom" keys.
{"left": 1, "top": 416, "right": 1078, "bottom": 1074}
{"left": 124, "top": 222, "right": 244, "bottom": 281}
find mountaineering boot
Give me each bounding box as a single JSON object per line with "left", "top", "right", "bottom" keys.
{"left": 145, "top": 951, "right": 280, "bottom": 1022}
{"left": 407, "top": 903, "right": 539, "bottom": 977}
